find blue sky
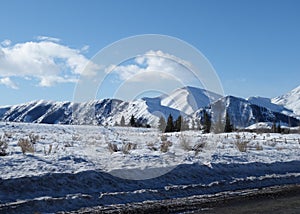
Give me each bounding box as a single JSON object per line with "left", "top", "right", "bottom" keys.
{"left": 0, "top": 0, "right": 299, "bottom": 105}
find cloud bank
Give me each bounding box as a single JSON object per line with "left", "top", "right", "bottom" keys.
{"left": 0, "top": 77, "right": 18, "bottom": 89}
{"left": 108, "top": 50, "right": 194, "bottom": 83}
{"left": 0, "top": 37, "right": 99, "bottom": 88}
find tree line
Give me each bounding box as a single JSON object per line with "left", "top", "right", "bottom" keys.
{"left": 114, "top": 115, "right": 151, "bottom": 128}
{"left": 115, "top": 110, "right": 235, "bottom": 133}
{"left": 158, "top": 110, "right": 234, "bottom": 133}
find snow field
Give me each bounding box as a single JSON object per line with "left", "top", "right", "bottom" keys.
{"left": 0, "top": 122, "right": 300, "bottom": 180}
{"left": 0, "top": 122, "right": 300, "bottom": 213}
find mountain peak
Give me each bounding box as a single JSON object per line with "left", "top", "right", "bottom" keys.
{"left": 272, "top": 85, "right": 300, "bottom": 116}
{"left": 160, "top": 86, "right": 222, "bottom": 115}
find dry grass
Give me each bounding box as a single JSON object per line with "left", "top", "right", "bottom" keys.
{"left": 179, "top": 135, "right": 192, "bottom": 151}
{"left": 147, "top": 142, "right": 158, "bottom": 151}
{"left": 18, "top": 138, "right": 35, "bottom": 154}
{"left": 3, "top": 131, "right": 13, "bottom": 139}
{"left": 108, "top": 142, "right": 119, "bottom": 153}
{"left": 72, "top": 135, "right": 82, "bottom": 141}
{"left": 160, "top": 135, "right": 168, "bottom": 141}
{"left": 235, "top": 139, "right": 249, "bottom": 152}
{"left": 44, "top": 144, "right": 53, "bottom": 155}
{"left": 122, "top": 142, "right": 137, "bottom": 154}
{"left": 193, "top": 142, "right": 206, "bottom": 155}
{"left": 0, "top": 140, "right": 8, "bottom": 156}
{"left": 160, "top": 141, "right": 172, "bottom": 153}
{"left": 107, "top": 141, "right": 137, "bottom": 154}
{"left": 29, "top": 133, "right": 39, "bottom": 144}
{"left": 255, "top": 143, "right": 263, "bottom": 151}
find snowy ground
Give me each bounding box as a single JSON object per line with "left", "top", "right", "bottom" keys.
{"left": 0, "top": 122, "right": 300, "bottom": 213}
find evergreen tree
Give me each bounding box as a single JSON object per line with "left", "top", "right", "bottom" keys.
{"left": 174, "top": 115, "right": 182, "bottom": 132}
{"left": 120, "top": 116, "right": 125, "bottom": 127}
{"left": 277, "top": 123, "right": 282, "bottom": 133}
{"left": 158, "top": 116, "right": 167, "bottom": 132}
{"left": 224, "top": 112, "right": 233, "bottom": 133}
{"left": 203, "top": 110, "right": 211, "bottom": 133}
{"left": 129, "top": 115, "right": 136, "bottom": 127}
{"left": 165, "top": 114, "right": 174, "bottom": 132}
{"left": 271, "top": 121, "right": 277, "bottom": 133}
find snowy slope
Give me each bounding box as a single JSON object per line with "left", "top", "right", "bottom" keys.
{"left": 0, "top": 98, "right": 182, "bottom": 127}
{"left": 0, "top": 122, "right": 299, "bottom": 213}
{"left": 195, "top": 96, "right": 300, "bottom": 128}
{"left": 272, "top": 85, "right": 300, "bottom": 116}
{"left": 160, "top": 86, "right": 222, "bottom": 115}
{"left": 0, "top": 99, "right": 127, "bottom": 125}
{"left": 247, "top": 96, "right": 296, "bottom": 117}
{"left": 103, "top": 98, "right": 183, "bottom": 127}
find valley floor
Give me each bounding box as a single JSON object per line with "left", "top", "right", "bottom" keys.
{"left": 0, "top": 122, "right": 299, "bottom": 213}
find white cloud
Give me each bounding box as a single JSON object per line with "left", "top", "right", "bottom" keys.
{"left": 1, "top": 39, "right": 11, "bottom": 47}
{"left": 0, "top": 38, "right": 100, "bottom": 87}
{"left": 81, "top": 45, "right": 89, "bottom": 52}
{"left": 108, "top": 50, "right": 194, "bottom": 83}
{"left": 36, "top": 36, "right": 61, "bottom": 43}
{"left": 0, "top": 77, "right": 18, "bottom": 89}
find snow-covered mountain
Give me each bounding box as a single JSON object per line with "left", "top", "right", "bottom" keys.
{"left": 160, "top": 86, "right": 221, "bottom": 115}
{"left": 0, "top": 86, "right": 299, "bottom": 128}
{"left": 247, "top": 96, "right": 296, "bottom": 117}
{"left": 195, "top": 95, "right": 300, "bottom": 128}
{"left": 272, "top": 85, "right": 300, "bottom": 116}
{"left": 0, "top": 98, "right": 182, "bottom": 127}
{"left": 0, "top": 99, "right": 126, "bottom": 125}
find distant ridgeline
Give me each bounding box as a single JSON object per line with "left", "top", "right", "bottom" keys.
{"left": 0, "top": 86, "right": 299, "bottom": 131}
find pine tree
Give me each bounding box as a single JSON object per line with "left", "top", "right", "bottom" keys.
{"left": 203, "top": 110, "right": 211, "bottom": 133}
{"left": 272, "top": 121, "right": 276, "bottom": 133}
{"left": 129, "top": 115, "right": 136, "bottom": 127}
{"left": 165, "top": 114, "right": 174, "bottom": 132}
{"left": 277, "top": 123, "right": 282, "bottom": 133}
{"left": 120, "top": 116, "right": 125, "bottom": 127}
{"left": 174, "top": 115, "right": 182, "bottom": 132}
{"left": 158, "top": 116, "right": 167, "bottom": 132}
{"left": 224, "top": 112, "right": 233, "bottom": 133}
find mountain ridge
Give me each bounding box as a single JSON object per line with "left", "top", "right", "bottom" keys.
{"left": 272, "top": 85, "right": 300, "bottom": 116}
{"left": 0, "top": 85, "right": 299, "bottom": 128}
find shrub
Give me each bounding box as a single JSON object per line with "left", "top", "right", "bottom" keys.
{"left": 193, "top": 142, "right": 206, "bottom": 155}
{"left": 18, "top": 138, "right": 35, "bottom": 154}
{"left": 255, "top": 143, "right": 263, "bottom": 151}
{"left": 160, "top": 135, "right": 168, "bottom": 141}
{"left": 108, "top": 142, "right": 119, "bottom": 153}
{"left": 122, "top": 142, "right": 137, "bottom": 154}
{"left": 179, "top": 135, "right": 192, "bottom": 151}
{"left": 160, "top": 141, "right": 172, "bottom": 153}
{"left": 4, "top": 132, "right": 12, "bottom": 139}
{"left": 44, "top": 144, "right": 53, "bottom": 155}
{"left": 147, "top": 142, "right": 158, "bottom": 151}
{"left": 0, "top": 140, "right": 8, "bottom": 156}
{"left": 72, "top": 135, "right": 82, "bottom": 141}
{"left": 235, "top": 139, "right": 249, "bottom": 152}
{"left": 29, "top": 133, "right": 39, "bottom": 144}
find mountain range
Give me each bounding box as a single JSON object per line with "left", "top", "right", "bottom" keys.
{"left": 0, "top": 85, "right": 299, "bottom": 128}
